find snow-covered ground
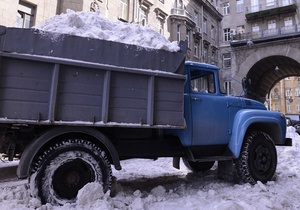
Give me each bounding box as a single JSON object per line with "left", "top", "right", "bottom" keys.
{"left": 0, "top": 126, "right": 298, "bottom": 210}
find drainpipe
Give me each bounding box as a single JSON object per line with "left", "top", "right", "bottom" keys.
{"left": 201, "top": 4, "right": 204, "bottom": 62}
{"left": 132, "top": 0, "right": 136, "bottom": 22}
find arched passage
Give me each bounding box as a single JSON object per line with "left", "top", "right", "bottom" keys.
{"left": 243, "top": 56, "right": 300, "bottom": 102}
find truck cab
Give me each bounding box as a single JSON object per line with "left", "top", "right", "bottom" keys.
{"left": 171, "top": 61, "right": 289, "bottom": 184}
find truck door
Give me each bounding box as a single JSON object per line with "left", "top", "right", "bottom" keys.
{"left": 190, "top": 69, "right": 230, "bottom": 145}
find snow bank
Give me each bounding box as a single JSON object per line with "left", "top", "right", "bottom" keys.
{"left": 34, "top": 10, "right": 180, "bottom": 52}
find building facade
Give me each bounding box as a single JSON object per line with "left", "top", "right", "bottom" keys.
{"left": 269, "top": 77, "right": 300, "bottom": 114}
{"left": 219, "top": 0, "right": 300, "bottom": 113}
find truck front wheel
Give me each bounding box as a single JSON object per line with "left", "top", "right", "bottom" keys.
{"left": 30, "top": 139, "right": 112, "bottom": 205}
{"left": 236, "top": 131, "right": 277, "bottom": 184}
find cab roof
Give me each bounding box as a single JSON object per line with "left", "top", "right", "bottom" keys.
{"left": 185, "top": 61, "right": 220, "bottom": 71}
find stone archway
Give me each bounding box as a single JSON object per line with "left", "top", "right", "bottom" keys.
{"left": 232, "top": 40, "right": 300, "bottom": 102}
{"left": 246, "top": 56, "right": 300, "bottom": 102}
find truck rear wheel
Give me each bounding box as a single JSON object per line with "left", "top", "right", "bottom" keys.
{"left": 183, "top": 158, "right": 215, "bottom": 172}
{"left": 236, "top": 131, "right": 277, "bottom": 184}
{"left": 29, "top": 139, "right": 112, "bottom": 205}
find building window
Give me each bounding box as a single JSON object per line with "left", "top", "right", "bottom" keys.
{"left": 154, "top": 8, "right": 167, "bottom": 35}
{"left": 224, "top": 28, "right": 230, "bottom": 41}
{"left": 186, "top": 29, "right": 190, "bottom": 48}
{"left": 177, "top": 25, "right": 181, "bottom": 41}
{"left": 284, "top": 17, "right": 293, "bottom": 27}
{"left": 158, "top": 19, "right": 164, "bottom": 35}
{"left": 17, "top": 1, "right": 35, "bottom": 28}
{"left": 252, "top": 23, "right": 260, "bottom": 38}
{"left": 203, "top": 47, "right": 208, "bottom": 62}
{"left": 140, "top": 9, "right": 147, "bottom": 25}
{"left": 139, "top": 1, "right": 152, "bottom": 26}
{"left": 287, "top": 104, "right": 292, "bottom": 113}
{"left": 120, "top": 0, "right": 128, "bottom": 21}
{"left": 211, "top": 51, "right": 216, "bottom": 65}
{"left": 194, "top": 11, "right": 199, "bottom": 27}
{"left": 282, "top": 0, "right": 291, "bottom": 6}
{"left": 286, "top": 89, "right": 292, "bottom": 97}
{"left": 203, "top": 18, "right": 207, "bottom": 34}
{"left": 223, "top": 53, "right": 231, "bottom": 68}
{"left": 295, "top": 88, "right": 300, "bottom": 97}
{"left": 268, "top": 20, "right": 276, "bottom": 30}
{"left": 194, "top": 42, "right": 199, "bottom": 58}
{"left": 236, "top": 0, "right": 244, "bottom": 13}
{"left": 266, "top": 0, "right": 275, "bottom": 7}
{"left": 274, "top": 88, "right": 280, "bottom": 99}
{"left": 223, "top": 2, "right": 230, "bottom": 15}
{"left": 252, "top": 23, "right": 259, "bottom": 32}
{"left": 175, "top": 0, "right": 183, "bottom": 9}
{"left": 275, "top": 103, "right": 279, "bottom": 111}
{"left": 90, "top": 0, "right": 101, "bottom": 12}
{"left": 297, "top": 103, "right": 300, "bottom": 112}
{"left": 236, "top": 25, "right": 245, "bottom": 39}
{"left": 237, "top": 25, "right": 245, "bottom": 34}
{"left": 224, "top": 81, "right": 232, "bottom": 95}
{"left": 211, "top": 25, "right": 215, "bottom": 39}
{"left": 251, "top": 0, "right": 259, "bottom": 12}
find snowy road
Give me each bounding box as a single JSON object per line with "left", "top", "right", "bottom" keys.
{"left": 0, "top": 127, "right": 299, "bottom": 209}
{"left": 0, "top": 164, "right": 18, "bottom": 181}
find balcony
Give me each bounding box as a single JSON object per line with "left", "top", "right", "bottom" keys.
{"left": 246, "top": 0, "right": 297, "bottom": 21}
{"left": 170, "top": 8, "right": 194, "bottom": 21}
{"left": 230, "top": 24, "right": 300, "bottom": 47}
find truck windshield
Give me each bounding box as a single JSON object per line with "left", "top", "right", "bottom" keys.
{"left": 190, "top": 70, "right": 215, "bottom": 94}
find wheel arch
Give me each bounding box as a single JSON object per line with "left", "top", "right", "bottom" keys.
{"left": 17, "top": 126, "right": 121, "bottom": 179}
{"left": 228, "top": 109, "right": 286, "bottom": 158}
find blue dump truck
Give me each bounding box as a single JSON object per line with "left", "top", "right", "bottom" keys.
{"left": 0, "top": 25, "right": 291, "bottom": 205}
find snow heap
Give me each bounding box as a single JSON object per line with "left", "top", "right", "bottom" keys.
{"left": 34, "top": 9, "right": 180, "bottom": 52}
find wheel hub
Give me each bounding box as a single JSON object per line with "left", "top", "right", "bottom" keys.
{"left": 254, "top": 146, "right": 271, "bottom": 173}
{"left": 64, "top": 171, "right": 80, "bottom": 187}
{"left": 52, "top": 158, "right": 94, "bottom": 199}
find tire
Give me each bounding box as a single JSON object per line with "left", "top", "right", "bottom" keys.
{"left": 236, "top": 131, "right": 277, "bottom": 185}
{"left": 29, "top": 139, "right": 112, "bottom": 205}
{"left": 183, "top": 158, "right": 215, "bottom": 172}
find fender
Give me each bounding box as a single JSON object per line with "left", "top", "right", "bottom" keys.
{"left": 17, "top": 126, "right": 121, "bottom": 179}
{"left": 228, "top": 109, "right": 286, "bottom": 158}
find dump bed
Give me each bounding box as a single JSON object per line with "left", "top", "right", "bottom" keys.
{"left": 0, "top": 26, "right": 187, "bottom": 128}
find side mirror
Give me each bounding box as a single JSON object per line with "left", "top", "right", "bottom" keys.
{"left": 242, "top": 77, "right": 251, "bottom": 91}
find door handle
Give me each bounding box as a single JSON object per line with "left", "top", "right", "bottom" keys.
{"left": 192, "top": 98, "right": 201, "bottom": 101}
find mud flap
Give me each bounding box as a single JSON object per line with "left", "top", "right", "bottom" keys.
{"left": 217, "top": 160, "right": 235, "bottom": 182}
{"left": 173, "top": 157, "right": 180, "bottom": 169}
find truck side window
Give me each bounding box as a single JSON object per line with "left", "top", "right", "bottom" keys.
{"left": 191, "top": 70, "right": 215, "bottom": 94}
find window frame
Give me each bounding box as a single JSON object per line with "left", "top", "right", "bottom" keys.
{"left": 223, "top": 2, "right": 230, "bottom": 15}
{"left": 223, "top": 53, "right": 231, "bottom": 69}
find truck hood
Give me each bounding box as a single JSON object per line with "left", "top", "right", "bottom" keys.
{"left": 226, "top": 96, "right": 267, "bottom": 110}
{"left": 241, "top": 98, "right": 267, "bottom": 110}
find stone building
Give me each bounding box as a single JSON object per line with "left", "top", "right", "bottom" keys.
{"left": 0, "top": 0, "right": 222, "bottom": 64}
{"left": 219, "top": 0, "right": 300, "bottom": 113}
{"left": 269, "top": 77, "right": 300, "bottom": 113}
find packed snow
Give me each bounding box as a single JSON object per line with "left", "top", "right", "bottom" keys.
{"left": 34, "top": 10, "right": 180, "bottom": 52}
{"left": 0, "top": 127, "right": 299, "bottom": 210}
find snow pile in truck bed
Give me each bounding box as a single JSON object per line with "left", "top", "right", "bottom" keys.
{"left": 34, "top": 9, "right": 180, "bottom": 52}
